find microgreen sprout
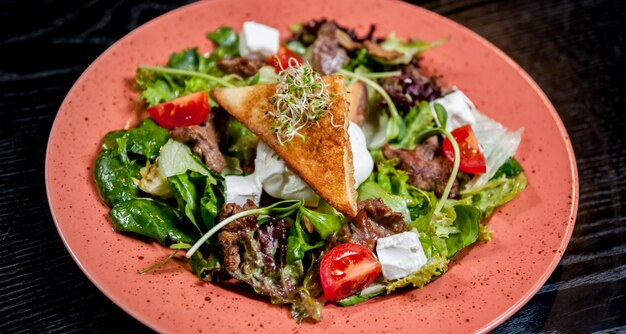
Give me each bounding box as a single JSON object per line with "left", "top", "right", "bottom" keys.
{"left": 268, "top": 59, "right": 333, "bottom": 145}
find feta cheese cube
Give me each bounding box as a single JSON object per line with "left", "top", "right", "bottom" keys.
{"left": 376, "top": 231, "right": 428, "bottom": 281}
{"left": 430, "top": 89, "right": 477, "bottom": 132}
{"left": 238, "top": 21, "right": 279, "bottom": 60}
{"left": 224, "top": 174, "right": 262, "bottom": 206}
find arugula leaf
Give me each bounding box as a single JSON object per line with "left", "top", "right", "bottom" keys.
{"left": 109, "top": 199, "right": 195, "bottom": 245}
{"left": 136, "top": 26, "right": 243, "bottom": 107}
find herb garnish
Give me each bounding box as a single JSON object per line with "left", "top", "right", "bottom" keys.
{"left": 268, "top": 59, "right": 333, "bottom": 145}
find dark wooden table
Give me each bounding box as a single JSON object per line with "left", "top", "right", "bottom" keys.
{"left": 1, "top": 0, "right": 624, "bottom": 332}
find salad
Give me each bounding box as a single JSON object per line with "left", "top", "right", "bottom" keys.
{"left": 94, "top": 19, "right": 527, "bottom": 323}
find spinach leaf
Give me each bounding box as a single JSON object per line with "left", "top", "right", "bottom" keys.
{"left": 168, "top": 173, "right": 201, "bottom": 234}
{"left": 109, "top": 199, "right": 195, "bottom": 245}
{"left": 94, "top": 119, "right": 169, "bottom": 206}
{"left": 207, "top": 26, "right": 239, "bottom": 56}
{"left": 492, "top": 157, "right": 524, "bottom": 180}
{"left": 198, "top": 173, "right": 222, "bottom": 232}
{"left": 94, "top": 147, "right": 142, "bottom": 206}
{"left": 125, "top": 118, "right": 169, "bottom": 160}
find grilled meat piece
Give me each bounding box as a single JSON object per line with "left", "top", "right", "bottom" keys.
{"left": 217, "top": 57, "right": 265, "bottom": 78}
{"left": 383, "top": 137, "right": 459, "bottom": 197}
{"left": 340, "top": 199, "right": 407, "bottom": 250}
{"left": 311, "top": 22, "right": 349, "bottom": 75}
{"left": 217, "top": 200, "right": 258, "bottom": 272}
{"left": 169, "top": 115, "right": 226, "bottom": 173}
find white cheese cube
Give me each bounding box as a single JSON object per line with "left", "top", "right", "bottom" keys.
{"left": 376, "top": 231, "right": 428, "bottom": 281}
{"left": 224, "top": 174, "right": 262, "bottom": 206}
{"left": 239, "top": 21, "right": 279, "bottom": 60}
{"left": 430, "top": 89, "right": 477, "bottom": 132}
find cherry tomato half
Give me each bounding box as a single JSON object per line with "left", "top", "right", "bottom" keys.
{"left": 442, "top": 124, "right": 487, "bottom": 174}
{"left": 147, "top": 91, "right": 209, "bottom": 129}
{"left": 267, "top": 45, "right": 303, "bottom": 73}
{"left": 320, "top": 243, "right": 382, "bottom": 302}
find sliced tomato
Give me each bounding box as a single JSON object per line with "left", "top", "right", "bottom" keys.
{"left": 320, "top": 243, "right": 382, "bottom": 302}
{"left": 442, "top": 124, "right": 487, "bottom": 174}
{"left": 267, "top": 45, "right": 303, "bottom": 73}
{"left": 147, "top": 91, "right": 209, "bottom": 129}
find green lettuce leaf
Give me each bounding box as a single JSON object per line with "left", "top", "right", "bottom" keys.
{"left": 223, "top": 118, "right": 259, "bottom": 173}
{"left": 462, "top": 172, "right": 528, "bottom": 218}
{"left": 385, "top": 255, "right": 449, "bottom": 292}
{"left": 379, "top": 32, "right": 450, "bottom": 65}
{"left": 158, "top": 139, "right": 213, "bottom": 177}
{"left": 299, "top": 206, "right": 343, "bottom": 240}
{"left": 444, "top": 205, "right": 481, "bottom": 257}
{"left": 392, "top": 101, "right": 435, "bottom": 149}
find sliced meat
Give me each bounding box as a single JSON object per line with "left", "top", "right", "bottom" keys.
{"left": 347, "top": 80, "right": 367, "bottom": 126}
{"left": 217, "top": 200, "right": 258, "bottom": 272}
{"left": 336, "top": 29, "right": 362, "bottom": 51}
{"left": 381, "top": 61, "right": 443, "bottom": 113}
{"left": 311, "top": 22, "right": 349, "bottom": 75}
{"left": 340, "top": 199, "right": 407, "bottom": 250}
{"left": 169, "top": 115, "right": 226, "bottom": 173}
{"left": 383, "top": 136, "right": 459, "bottom": 197}
{"left": 363, "top": 40, "right": 403, "bottom": 61}
{"left": 217, "top": 57, "right": 265, "bottom": 78}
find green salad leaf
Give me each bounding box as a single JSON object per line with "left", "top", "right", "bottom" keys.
{"left": 379, "top": 32, "right": 450, "bottom": 65}
{"left": 158, "top": 139, "right": 213, "bottom": 177}
{"left": 94, "top": 119, "right": 169, "bottom": 206}
{"left": 109, "top": 199, "right": 195, "bottom": 245}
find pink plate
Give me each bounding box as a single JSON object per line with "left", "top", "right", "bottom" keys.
{"left": 45, "top": 0, "right": 578, "bottom": 332}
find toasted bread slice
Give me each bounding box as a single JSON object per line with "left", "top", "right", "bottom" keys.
{"left": 212, "top": 75, "right": 357, "bottom": 217}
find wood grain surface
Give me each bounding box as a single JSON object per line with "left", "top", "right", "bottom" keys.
{"left": 1, "top": 0, "right": 624, "bottom": 332}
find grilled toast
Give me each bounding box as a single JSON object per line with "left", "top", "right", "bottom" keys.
{"left": 211, "top": 75, "right": 357, "bottom": 217}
